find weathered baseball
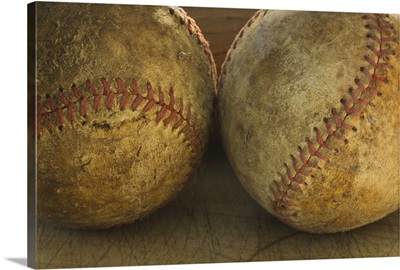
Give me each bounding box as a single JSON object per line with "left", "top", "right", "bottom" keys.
{"left": 218, "top": 10, "right": 399, "bottom": 233}
{"left": 35, "top": 3, "right": 216, "bottom": 229}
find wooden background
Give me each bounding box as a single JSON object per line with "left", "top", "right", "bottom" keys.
{"left": 35, "top": 6, "right": 400, "bottom": 269}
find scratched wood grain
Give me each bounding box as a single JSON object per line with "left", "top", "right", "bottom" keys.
{"left": 35, "top": 6, "right": 400, "bottom": 269}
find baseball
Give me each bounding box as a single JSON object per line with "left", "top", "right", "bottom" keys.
{"left": 35, "top": 3, "right": 216, "bottom": 229}
{"left": 218, "top": 10, "right": 399, "bottom": 233}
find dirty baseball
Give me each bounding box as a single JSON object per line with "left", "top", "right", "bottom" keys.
{"left": 35, "top": 3, "right": 216, "bottom": 229}
{"left": 218, "top": 10, "right": 399, "bottom": 233}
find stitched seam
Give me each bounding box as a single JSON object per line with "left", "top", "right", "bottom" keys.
{"left": 37, "top": 78, "right": 204, "bottom": 155}
{"left": 269, "top": 14, "right": 397, "bottom": 224}
{"left": 36, "top": 7, "right": 217, "bottom": 156}
{"left": 170, "top": 7, "right": 217, "bottom": 83}
{"left": 170, "top": 7, "right": 211, "bottom": 57}
{"left": 218, "top": 10, "right": 263, "bottom": 90}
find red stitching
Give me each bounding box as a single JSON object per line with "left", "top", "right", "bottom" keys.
{"left": 37, "top": 6, "right": 216, "bottom": 155}
{"left": 169, "top": 7, "right": 216, "bottom": 70}
{"left": 219, "top": 10, "right": 264, "bottom": 90}
{"left": 37, "top": 78, "right": 204, "bottom": 154}
{"left": 270, "top": 14, "right": 397, "bottom": 225}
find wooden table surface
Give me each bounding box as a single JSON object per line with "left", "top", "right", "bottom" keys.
{"left": 35, "top": 6, "right": 400, "bottom": 269}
